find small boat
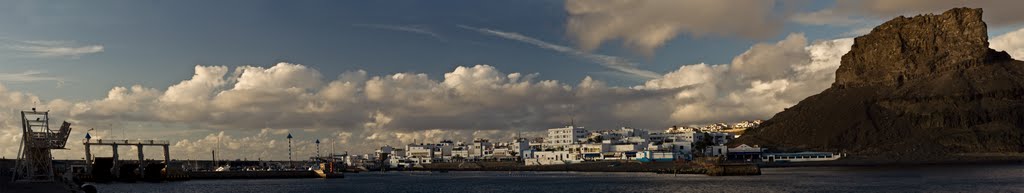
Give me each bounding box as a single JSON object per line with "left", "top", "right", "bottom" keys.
{"left": 313, "top": 163, "right": 345, "bottom": 178}
{"left": 215, "top": 164, "right": 231, "bottom": 172}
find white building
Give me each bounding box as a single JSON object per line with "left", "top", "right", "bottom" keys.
{"left": 491, "top": 146, "right": 516, "bottom": 160}
{"left": 648, "top": 128, "right": 699, "bottom": 160}
{"left": 433, "top": 140, "right": 455, "bottom": 162}
{"left": 512, "top": 138, "right": 531, "bottom": 157}
{"left": 406, "top": 143, "right": 435, "bottom": 164}
{"left": 665, "top": 126, "right": 695, "bottom": 133}
{"left": 591, "top": 127, "right": 649, "bottom": 144}
{"left": 649, "top": 130, "right": 698, "bottom": 144}
{"left": 546, "top": 126, "right": 589, "bottom": 148}
{"left": 733, "top": 120, "right": 761, "bottom": 128}
{"left": 470, "top": 138, "right": 493, "bottom": 159}
{"left": 451, "top": 146, "right": 470, "bottom": 160}
{"left": 388, "top": 155, "right": 407, "bottom": 168}
{"left": 698, "top": 123, "right": 729, "bottom": 132}
{"left": 524, "top": 151, "right": 582, "bottom": 165}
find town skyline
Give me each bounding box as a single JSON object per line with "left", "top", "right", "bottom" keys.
{"left": 2, "top": 1, "right": 1024, "bottom": 161}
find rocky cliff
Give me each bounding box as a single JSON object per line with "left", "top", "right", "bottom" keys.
{"left": 734, "top": 8, "right": 1024, "bottom": 160}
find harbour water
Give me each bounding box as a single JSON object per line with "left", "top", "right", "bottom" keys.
{"left": 95, "top": 164, "right": 1023, "bottom": 193}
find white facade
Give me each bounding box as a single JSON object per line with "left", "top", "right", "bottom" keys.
{"left": 731, "top": 120, "right": 763, "bottom": 128}
{"left": 388, "top": 155, "right": 407, "bottom": 168}
{"left": 470, "top": 139, "right": 493, "bottom": 159}
{"left": 406, "top": 144, "right": 435, "bottom": 159}
{"left": 433, "top": 143, "right": 454, "bottom": 162}
{"left": 524, "top": 151, "right": 581, "bottom": 165}
{"left": 546, "top": 126, "right": 588, "bottom": 147}
{"left": 665, "top": 126, "right": 695, "bottom": 133}
{"left": 649, "top": 130, "right": 697, "bottom": 144}
{"left": 451, "top": 147, "right": 470, "bottom": 160}
{"left": 591, "top": 127, "right": 650, "bottom": 144}
{"left": 492, "top": 147, "right": 515, "bottom": 159}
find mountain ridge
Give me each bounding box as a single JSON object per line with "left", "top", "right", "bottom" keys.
{"left": 734, "top": 8, "right": 1024, "bottom": 161}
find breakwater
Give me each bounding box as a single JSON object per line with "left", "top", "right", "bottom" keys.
{"left": 187, "top": 171, "right": 325, "bottom": 179}
{"left": 77, "top": 170, "right": 340, "bottom": 181}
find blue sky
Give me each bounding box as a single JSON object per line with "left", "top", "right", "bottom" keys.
{"left": 0, "top": 0, "right": 852, "bottom": 101}
{"left": 3, "top": 1, "right": 1024, "bottom": 159}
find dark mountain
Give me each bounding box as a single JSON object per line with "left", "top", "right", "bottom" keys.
{"left": 734, "top": 8, "right": 1024, "bottom": 161}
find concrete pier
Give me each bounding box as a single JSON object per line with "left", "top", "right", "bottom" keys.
{"left": 83, "top": 139, "right": 171, "bottom": 179}
{"left": 187, "top": 171, "right": 332, "bottom": 179}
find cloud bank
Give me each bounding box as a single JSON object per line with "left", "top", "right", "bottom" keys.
{"left": 792, "top": 1, "right": 1024, "bottom": 27}
{"left": 564, "top": 0, "right": 782, "bottom": 56}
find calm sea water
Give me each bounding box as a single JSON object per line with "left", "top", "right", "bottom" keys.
{"left": 95, "top": 164, "right": 1024, "bottom": 193}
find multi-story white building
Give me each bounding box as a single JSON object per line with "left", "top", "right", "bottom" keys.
{"left": 648, "top": 127, "right": 700, "bottom": 160}
{"left": 470, "top": 138, "right": 492, "bottom": 159}
{"left": 649, "top": 130, "right": 697, "bottom": 144}
{"left": 406, "top": 143, "right": 435, "bottom": 164}
{"left": 451, "top": 146, "right": 470, "bottom": 160}
{"left": 433, "top": 140, "right": 455, "bottom": 162}
{"left": 511, "top": 138, "right": 532, "bottom": 160}
{"left": 492, "top": 146, "right": 516, "bottom": 160}
{"left": 546, "top": 126, "right": 589, "bottom": 148}
{"left": 590, "top": 127, "right": 650, "bottom": 144}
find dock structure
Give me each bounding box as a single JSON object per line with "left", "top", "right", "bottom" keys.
{"left": 83, "top": 139, "right": 170, "bottom": 179}
{"left": 12, "top": 109, "right": 72, "bottom": 182}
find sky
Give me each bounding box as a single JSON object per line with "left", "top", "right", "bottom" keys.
{"left": 2, "top": 0, "right": 1024, "bottom": 161}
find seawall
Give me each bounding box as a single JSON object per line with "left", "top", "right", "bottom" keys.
{"left": 187, "top": 171, "right": 326, "bottom": 179}
{"left": 408, "top": 161, "right": 759, "bottom": 175}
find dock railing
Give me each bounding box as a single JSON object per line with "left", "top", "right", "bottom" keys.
{"left": 82, "top": 139, "right": 171, "bottom": 145}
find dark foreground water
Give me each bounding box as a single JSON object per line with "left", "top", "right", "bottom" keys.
{"left": 96, "top": 164, "right": 1024, "bottom": 193}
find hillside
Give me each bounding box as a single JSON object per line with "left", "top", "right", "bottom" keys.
{"left": 734, "top": 8, "right": 1024, "bottom": 161}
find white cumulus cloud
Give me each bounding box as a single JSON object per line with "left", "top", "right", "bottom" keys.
{"left": 991, "top": 27, "right": 1024, "bottom": 60}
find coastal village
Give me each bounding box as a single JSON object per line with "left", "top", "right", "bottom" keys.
{"left": 7, "top": 5, "right": 1023, "bottom": 193}
{"left": 334, "top": 120, "right": 841, "bottom": 171}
